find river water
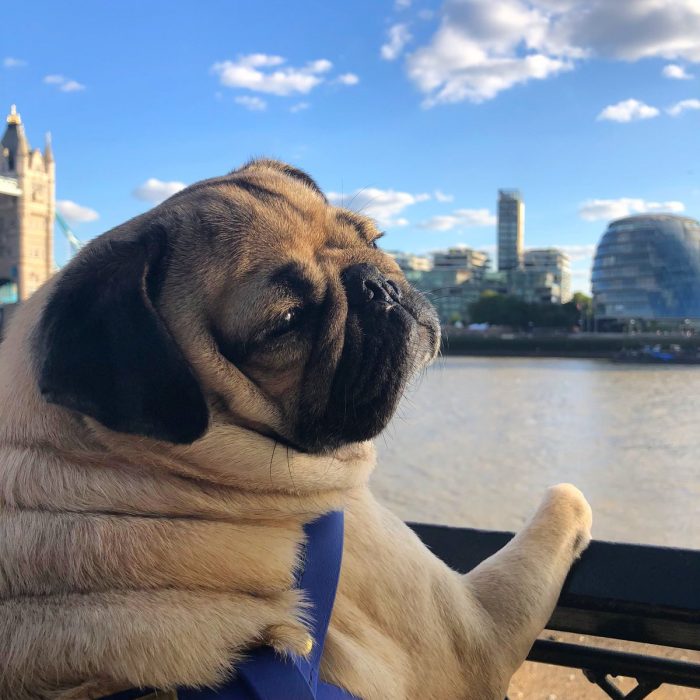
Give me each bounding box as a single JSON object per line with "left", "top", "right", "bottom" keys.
{"left": 373, "top": 356, "right": 700, "bottom": 549}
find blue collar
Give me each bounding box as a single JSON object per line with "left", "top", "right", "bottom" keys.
{"left": 105, "top": 511, "right": 356, "bottom": 700}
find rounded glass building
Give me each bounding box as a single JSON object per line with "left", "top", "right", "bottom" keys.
{"left": 592, "top": 214, "right": 700, "bottom": 320}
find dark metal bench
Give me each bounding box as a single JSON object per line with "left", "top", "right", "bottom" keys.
{"left": 409, "top": 524, "right": 700, "bottom": 699}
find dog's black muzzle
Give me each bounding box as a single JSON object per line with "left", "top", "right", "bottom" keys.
{"left": 342, "top": 263, "right": 403, "bottom": 308}
{"left": 294, "top": 262, "right": 438, "bottom": 453}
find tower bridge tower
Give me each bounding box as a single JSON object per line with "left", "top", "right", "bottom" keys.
{"left": 0, "top": 105, "right": 55, "bottom": 302}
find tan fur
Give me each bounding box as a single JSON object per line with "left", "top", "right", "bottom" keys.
{"left": 0, "top": 160, "right": 592, "bottom": 699}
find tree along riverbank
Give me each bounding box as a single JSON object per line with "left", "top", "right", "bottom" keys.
{"left": 440, "top": 331, "right": 700, "bottom": 359}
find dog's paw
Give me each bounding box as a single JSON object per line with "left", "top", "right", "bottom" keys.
{"left": 540, "top": 483, "right": 593, "bottom": 558}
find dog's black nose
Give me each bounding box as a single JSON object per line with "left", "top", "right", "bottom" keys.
{"left": 342, "top": 263, "right": 402, "bottom": 308}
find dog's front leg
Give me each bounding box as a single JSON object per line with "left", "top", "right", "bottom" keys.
{"left": 463, "top": 483, "right": 592, "bottom": 686}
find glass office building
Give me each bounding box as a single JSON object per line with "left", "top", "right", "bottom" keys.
{"left": 592, "top": 214, "right": 700, "bottom": 320}
{"left": 497, "top": 190, "right": 524, "bottom": 272}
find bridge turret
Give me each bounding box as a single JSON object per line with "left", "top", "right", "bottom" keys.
{"left": 44, "top": 132, "right": 54, "bottom": 165}
{"left": 1, "top": 105, "right": 28, "bottom": 172}
{"left": 0, "top": 105, "right": 55, "bottom": 301}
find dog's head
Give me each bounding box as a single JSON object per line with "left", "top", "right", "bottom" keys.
{"left": 34, "top": 160, "right": 439, "bottom": 453}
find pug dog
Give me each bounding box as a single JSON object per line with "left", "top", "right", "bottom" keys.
{"left": 0, "top": 159, "right": 592, "bottom": 699}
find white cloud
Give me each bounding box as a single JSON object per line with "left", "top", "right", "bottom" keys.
{"left": 597, "top": 96, "right": 700, "bottom": 121}
{"left": 290, "top": 101, "right": 310, "bottom": 113}
{"left": 334, "top": 72, "right": 360, "bottom": 85}
{"left": 56, "top": 200, "right": 99, "bottom": 225}
{"left": 559, "top": 243, "right": 596, "bottom": 262}
{"left": 395, "top": 0, "right": 412, "bottom": 9}
{"left": 404, "top": 0, "right": 700, "bottom": 105}
{"left": 663, "top": 64, "right": 694, "bottom": 80}
{"left": 327, "top": 188, "right": 430, "bottom": 227}
{"left": 43, "top": 74, "right": 86, "bottom": 92}
{"left": 60, "top": 80, "right": 86, "bottom": 92}
{"left": 235, "top": 95, "right": 267, "bottom": 111}
{"left": 405, "top": 1, "right": 573, "bottom": 105}
{"left": 133, "top": 178, "right": 187, "bottom": 204}
{"left": 579, "top": 198, "right": 685, "bottom": 222}
{"left": 211, "top": 54, "right": 333, "bottom": 96}
{"left": 419, "top": 208, "right": 496, "bottom": 230}
{"left": 3, "top": 57, "right": 26, "bottom": 68}
{"left": 597, "top": 99, "right": 659, "bottom": 123}
{"left": 381, "top": 24, "right": 412, "bottom": 61}
{"left": 553, "top": 0, "right": 700, "bottom": 63}
{"left": 434, "top": 189, "right": 454, "bottom": 203}
{"left": 408, "top": 29, "right": 572, "bottom": 105}
{"left": 667, "top": 98, "right": 700, "bottom": 116}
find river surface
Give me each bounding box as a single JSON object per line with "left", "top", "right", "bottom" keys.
{"left": 373, "top": 356, "right": 700, "bottom": 549}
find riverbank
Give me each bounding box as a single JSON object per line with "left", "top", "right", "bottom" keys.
{"left": 440, "top": 330, "right": 700, "bottom": 359}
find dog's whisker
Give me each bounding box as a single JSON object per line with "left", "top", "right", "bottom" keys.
{"left": 285, "top": 444, "right": 298, "bottom": 494}
{"left": 269, "top": 440, "right": 278, "bottom": 487}
{"left": 346, "top": 185, "right": 370, "bottom": 211}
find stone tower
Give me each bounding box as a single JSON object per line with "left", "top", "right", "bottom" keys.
{"left": 0, "top": 105, "right": 55, "bottom": 302}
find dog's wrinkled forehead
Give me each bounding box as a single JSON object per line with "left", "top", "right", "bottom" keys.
{"left": 169, "top": 159, "right": 382, "bottom": 260}
{"left": 237, "top": 158, "right": 329, "bottom": 202}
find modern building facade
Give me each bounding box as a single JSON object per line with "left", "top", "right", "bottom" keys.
{"left": 388, "top": 246, "right": 490, "bottom": 324}
{"left": 507, "top": 268, "right": 560, "bottom": 305}
{"left": 523, "top": 248, "right": 572, "bottom": 303}
{"left": 0, "top": 105, "right": 55, "bottom": 302}
{"left": 497, "top": 189, "right": 524, "bottom": 272}
{"left": 592, "top": 214, "right": 700, "bottom": 320}
{"left": 387, "top": 251, "right": 431, "bottom": 273}
{"left": 433, "top": 247, "right": 490, "bottom": 284}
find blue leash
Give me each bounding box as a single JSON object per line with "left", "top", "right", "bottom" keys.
{"left": 104, "top": 511, "right": 357, "bottom": 700}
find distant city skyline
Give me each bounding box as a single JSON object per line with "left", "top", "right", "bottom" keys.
{"left": 2, "top": 1, "right": 699, "bottom": 294}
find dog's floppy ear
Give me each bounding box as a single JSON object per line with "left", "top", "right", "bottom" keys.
{"left": 35, "top": 222, "right": 209, "bottom": 444}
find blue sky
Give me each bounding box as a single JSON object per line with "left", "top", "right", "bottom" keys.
{"left": 2, "top": 0, "right": 700, "bottom": 292}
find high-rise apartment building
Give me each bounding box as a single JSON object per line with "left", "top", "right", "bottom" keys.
{"left": 0, "top": 105, "right": 55, "bottom": 302}
{"left": 497, "top": 189, "right": 524, "bottom": 272}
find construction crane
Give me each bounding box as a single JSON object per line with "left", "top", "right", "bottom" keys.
{"left": 55, "top": 212, "right": 84, "bottom": 256}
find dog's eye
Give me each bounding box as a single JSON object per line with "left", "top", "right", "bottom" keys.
{"left": 267, "top": 307, "right": 302, "bottom": 340}
{"left": 369, "top": 232, "right": 385, "bottom": 249}
{"left": 282, "top": 309, "right": 298, "bottom": 326}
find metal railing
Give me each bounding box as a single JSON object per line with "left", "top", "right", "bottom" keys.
{"left": 409, "top": 523, "right": 700, "bottom": 699}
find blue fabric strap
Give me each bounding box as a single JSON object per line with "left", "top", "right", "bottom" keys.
{"left": 104, "top": 511, "right": 357, "bottom": 700}
{"left": 102, "top": 691, "right": 160, "bottom": 700}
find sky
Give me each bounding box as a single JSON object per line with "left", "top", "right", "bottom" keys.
{"left": 2, "top": 0, "right": 700, "bottom": 293}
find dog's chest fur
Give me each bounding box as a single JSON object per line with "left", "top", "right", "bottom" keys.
{"left": 0, "top": 303, "right": 376, "bottom": 698}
